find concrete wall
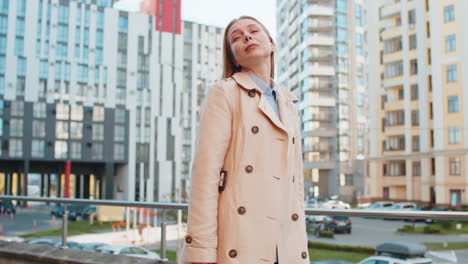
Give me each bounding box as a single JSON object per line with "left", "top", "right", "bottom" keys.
{"left": 0, "top": 241, "right": 175, "bottom": 264}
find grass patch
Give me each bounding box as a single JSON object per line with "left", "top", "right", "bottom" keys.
{"left": 153, "top": 249, "right": 177, "bottom": 261}
{"left": 20, "top": 221, "right": 114, "bottom": 238}
{"left": 309, "top": 241, "right": 375, "bottom": 254}
{"left": 425, "top": 241, "right": 468, "bottom": 251}
{"left": 309, "top": 248, "right": 372, "bottom": 263}
{"left": 398, "top": 221, "right": 468, "bottom": 235}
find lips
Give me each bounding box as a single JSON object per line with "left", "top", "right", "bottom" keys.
{"left": 245, "top": 44, "right": 259, "bottom": 51}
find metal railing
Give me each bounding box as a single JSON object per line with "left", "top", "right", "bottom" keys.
{"left": 2, "top": 195, "right": 468, "bottom": 262}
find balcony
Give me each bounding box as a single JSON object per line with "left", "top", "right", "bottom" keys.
{"left": 380, "top": 3, "right": 401, "bottom": 19}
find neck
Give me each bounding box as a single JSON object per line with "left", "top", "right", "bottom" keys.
{"left": 242, "top": 62, "right": 271, "bottom": 88}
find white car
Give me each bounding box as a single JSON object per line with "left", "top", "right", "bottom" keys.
{"left": 389, "top": 202, "right": 417, "bottom": 211}
{"left": 321, "top": 200, "right": 351, "bottom": 209}
{"left": 96, "top": 245, "right": 161, "bottom": 260}
{"left": 358, "top": 241, "right": 432, "bottom": 264}
{"left": 365, "top": 201, "right": 395, "bottom": 210}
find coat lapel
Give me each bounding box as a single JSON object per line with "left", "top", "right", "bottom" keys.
{"left": 232, "top": 71, "right": 292, "bottom": 134}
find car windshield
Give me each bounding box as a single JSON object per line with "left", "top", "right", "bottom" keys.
{"left": 369, "top": 204, "right": 381, "bottom": 208}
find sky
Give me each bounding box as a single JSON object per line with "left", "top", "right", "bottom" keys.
{"left": 114, "top": 0, "right": 277, "bottom": 38}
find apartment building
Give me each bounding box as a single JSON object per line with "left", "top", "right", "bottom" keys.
{"left": 277, "top": 0, "right": 368, "bottom": 201}
{"left": 367, "top": 0, "right": 468, "bottom": 206}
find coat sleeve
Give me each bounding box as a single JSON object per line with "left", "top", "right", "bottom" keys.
{"left": 181, "top": 82, "right": 232, "bottom": 263}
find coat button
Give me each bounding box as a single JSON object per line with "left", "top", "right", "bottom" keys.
{"left": 245, "top": 165, "right": 253, "bottom": 173}
{"left": 185, "top": 235, "right": 192, "bottom": 244}
{"left": 293, "top": 137, "right": 295, "bottom": 144}
{"left": 237, "top": 206, "right": 246, "bottom": 215}
{"left": 229, "top": 249, "right": 237, "bottom": 258}
{"left": 248, "top": 90, "right": 256, "bottom": 97}
{"left": 251, "top": 126, "right": 259, "bottom": 134}
{"left": 291, "top": 213, "right": 299, "bottom": 221}
{"left": 301, "top": 251, "right": 307, "bottom": 259}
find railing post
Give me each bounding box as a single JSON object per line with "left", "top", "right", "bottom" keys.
{"left": 61, "top": 203, "right": 68, "bottom": 249}
{"left": 160, "top": 209, "right": 168, "bottom": 262}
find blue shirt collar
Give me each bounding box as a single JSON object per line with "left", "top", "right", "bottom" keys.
{"left": 246, "top": 71, "right": 278, "bottom": 99}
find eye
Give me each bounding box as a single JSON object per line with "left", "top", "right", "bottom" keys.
{"left": 233, "top": 37, "right": 240, "bottom": 42}
{"left": 252, "top": 30, "right": 258, "bottom": 33}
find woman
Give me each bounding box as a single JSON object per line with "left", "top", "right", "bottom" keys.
{"left": 178, "top": 16, "right": 309, "bottom": 264}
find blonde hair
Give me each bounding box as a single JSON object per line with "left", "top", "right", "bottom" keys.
{"left": 222, "top": 16, "right": 276, "bottom": 79}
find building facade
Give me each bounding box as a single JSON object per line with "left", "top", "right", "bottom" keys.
{"left": 0, "top": 0, "right": 183, "bottom": 202}
{"left": 367, "top": 0, "right": 468, "bottom": 206}
{"left": 181, "top": 20, "right": 224, "bottom": 201}
{"left": 276, "top": 0, "right": 368, "bottom": 201}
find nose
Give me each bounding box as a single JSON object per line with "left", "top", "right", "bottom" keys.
{"left": 243, "top": 34, "right": 252, "bottom": 42}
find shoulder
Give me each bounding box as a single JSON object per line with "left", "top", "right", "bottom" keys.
{"left": 209, "top": 77, "right": 238, "bottom": 96}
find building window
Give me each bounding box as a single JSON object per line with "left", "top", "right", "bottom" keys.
{"left": 408, "top": 9, "right": 416, "bottom": 25}
{"left": 114, "top": 125, "right": 125, "bottom": 141}
{"left": 412, "top": 161, "right": 421, "bottom": 176}
{"left": 10, "top": 118, "right": 23, "bottom": 137}
{"left": 445, "top": 34, "right": 456, "bottom": 52}
{"left": 70, "top": 122, "right": 82, "bottom": 139}
{"left": 411, "top": 110, "right": 419, "bottom": 126}
{"left": 56, "top": 121, "right": 69, "bottom": 139}
{"left": 70, "top": 105, "right": 83, "bottom": 121}
{"left": 386, "top": 110, "right": 404, "bottom": 126}
{"left": 70, "top": 142, "right": 81, "bottom": 159}
{"left": 410, "top": 84, "right": 418, "bottom": 100}
{"left": 11, "top": 101, "right": 24, "bottom": 116}
{"left": 33, "top": 103, "right": 47, "bottom": 118}
{"left": 448, "top": 96, "right": 459, "bottom": 113}
{"left": 32, "top": 120, "right": 46, "bottom": 138}
{"left": 31, "top": 140, "right": 45, "bottom": 158}
{"left": 449, "top": 157, "right": 461, "bottom": 175}
{"left": 114, "top": 143, "right": 125, "bottom": 160}
{"left": 383, "top": 36, "right": 402, "bottom": 54}
{"left": 412, "top": 135, "right": 420, "bottom": 152}
{"left": 447, "top": 65, "right": 458, "bottom": 82}
{"left": 449, "top": 126, "right": 461, "bottom": 144}
{"left": 387, "top": 135, "right": 405, "bottom": 151}
{"left": 92, "top": 124, "right": 104, "bottom": 140}
{"left": 384, "top": 60, "right": 403, "bottom": 78}
{"left": 92, "top": 106, "right": 104, "bottom": 121}
{"left": 55, "top": 140, "right": 67, "bottom": 159}
{"left": 383, "top": 160, "right": 406, "bottom": 176}
{"left": 115, "top": 108, "right": 126, "bottom": 123}
{"left": 444, "top": 5, "right": 455, "bottom": 23}
{"left": 409, "top": 34, "right": 417, "bottom": 50}
{"left": 9, "top": 139, "right": 22, "bottom": 157}
{"left": 56, "top": 103, "right": 69, "bottom": 120}
{"left": 92, "top": 143, "right": 103, "bottom": 159}
{"left": 410, "top": 59, "right": 418, "bottom": 75}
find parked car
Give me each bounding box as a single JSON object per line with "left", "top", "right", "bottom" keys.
{"left": 389, "top": 202, "right": 418, "bottom": 211}
{"left": 321, "top": 200, "right": 351, "bottom": 209}
{"left": 68, "top": 205, "right": 96, "bottom": 221}
{"left": 53, "top": 241, "right": 81, "bottom": 249}
{"left": 306, "top": 215, "right": 327, "bottom": 224}
{"left": 96, "top": 245, "right": 161, "bottom": 260}
{"left": 306, "top": 198, "right": 321, "bottom": 208}
{"left": 77, "top": 243, "right": 108, "bottom": 252}
{"left": 358, "top": 241, "right": 432, "bottom": 264}
{"left": 81, "top": 206, "right": 97, "bottom": 220}
{"left": 365, "top": 201, "right": 395, "bottom": 210}
{"left": 324, "top": 216, "right": 352, "bottom": 234}
{"left": 50, "top": 206, "right": 64, "bottom": 217}
{"left": 0, "top": 200, "right": 16, "bottom": 215}
{"left": 25, "top": 238, "right": 56, "bottom": 247}
{"left": 311, "top": 261, "right": 354, "bottom": 264}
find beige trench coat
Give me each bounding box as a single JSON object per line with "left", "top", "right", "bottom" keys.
{"left": 178, "top": 71, "right": 310, "bottom": 264}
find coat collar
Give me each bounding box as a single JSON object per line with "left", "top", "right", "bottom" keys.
{"left": 231, "top": 71, "right": 300, "bottom": 103}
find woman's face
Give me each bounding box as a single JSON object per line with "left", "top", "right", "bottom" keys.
{"left": 228, "top": 19, "right": 273, "bottom": 68}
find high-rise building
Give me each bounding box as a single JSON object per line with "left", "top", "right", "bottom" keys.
{"left": 181, "top": 20, "right": 224, "bottom": 201}
{"left": 0, "top": 0, "right": 183, "bottom": 202}
{"left": 367, "top": 0, "right": 468, "bottom": 206}
{"left": 276, "top": 0, "right": 368, "bottom": 201}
